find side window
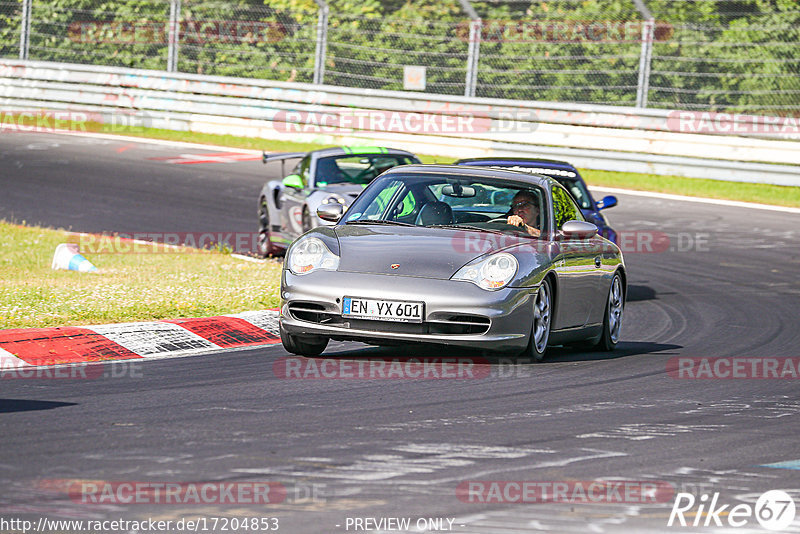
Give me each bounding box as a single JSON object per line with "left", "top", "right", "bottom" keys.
{"left": 552, "top": 185, "right": 584, "bottom": 229}
{"left": 363, "top": 181, "right": 402, "bottom": 219}
{"left": 393, "top": 190, "right": 417, "bottom": 220}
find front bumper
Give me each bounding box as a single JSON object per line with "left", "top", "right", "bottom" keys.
{"left": 280, "top": 270, "right": 536, "bottom": 352}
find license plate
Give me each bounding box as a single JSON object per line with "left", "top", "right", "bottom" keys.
{"left": 342, "top": 296, "right": 424, "bottom": 323}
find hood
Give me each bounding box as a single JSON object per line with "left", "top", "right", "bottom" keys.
{"left": 334, "top": 225, "right": 511, "bottom": 278}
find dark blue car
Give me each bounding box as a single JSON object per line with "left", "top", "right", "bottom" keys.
{"left": 455, "top": 157, "right": 618, "bottom": 243}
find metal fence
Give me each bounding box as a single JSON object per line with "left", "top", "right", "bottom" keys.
{"left": 2, "top": 0, "right": 798, "bottom": 113}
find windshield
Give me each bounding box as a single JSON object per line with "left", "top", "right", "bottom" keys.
{"left": 478, "top": 164, "right": 593, "bottom": 209}
{"left": 344, "top": 173, "right": 549, "bottom": 236}
{"left": 314, "top": 154, "right": 419, "bottom": 186}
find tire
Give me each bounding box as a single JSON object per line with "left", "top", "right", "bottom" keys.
{"left": 280, "top": 324, "right": 329, "bottom": 357}
{"left": 595, "top": 273, "right": 624, "bottom": 351}
{"left": 257, "top": 196, "right": 276, "bottom": 257}
{"left": 521, "top": 278, "right": 553, "bottom": 362}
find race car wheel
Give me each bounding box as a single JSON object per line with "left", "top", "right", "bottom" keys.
{"left": 257, "top": 196, "right": 275, "bottom": 257}
{"left": 595, "top": 272, "right": 624, "bottom": 351}
{"left": 280, "top": 324, "right": 329, "bottom": 357}
{"left": 522, "top": 278, "right": 552, "bottom": 362}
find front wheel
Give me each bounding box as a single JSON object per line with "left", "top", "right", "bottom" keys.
{"left": 280, "top": 324, "right": 329, "bottom": 356}
{"left": 521, "top": 278, "right": 552, "bottom": 362}
{"left": 595, "top": 273, "right": 624, "bottom": 351}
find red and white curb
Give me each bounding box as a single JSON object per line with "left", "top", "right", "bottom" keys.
{"left": 0, "top": 310, "right": 280, "bottom": 368}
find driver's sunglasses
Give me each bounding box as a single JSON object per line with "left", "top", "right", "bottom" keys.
{"left": 512, "top": 200, "right": 536, "bottom": 210}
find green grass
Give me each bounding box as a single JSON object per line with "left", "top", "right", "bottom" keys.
{"left": 0, "top": 221, "right": 282, "bottom": 330}
{"left": 97, "top": 123, "right": 800, "bottom": 208}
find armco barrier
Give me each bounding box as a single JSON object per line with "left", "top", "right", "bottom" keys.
{"left": 1, "top": 59, "right": 799, "bottom": 186}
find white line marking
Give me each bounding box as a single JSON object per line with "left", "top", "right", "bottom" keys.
{"left": 591, "top": 186, "right": 800, "bottom": 214}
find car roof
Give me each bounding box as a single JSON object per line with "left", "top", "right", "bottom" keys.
{"left": 311, "top": 146, "right": 417, "bottom": 158}
{"left": 381, "top": 164, "right": 557, "bottom": 189}
{"left": 455, "top": 157, "right": 580, "bottom": 176}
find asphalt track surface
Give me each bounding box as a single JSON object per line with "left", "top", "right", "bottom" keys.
{"left": 2, "top": 133, "right": 800, "bottom": 533}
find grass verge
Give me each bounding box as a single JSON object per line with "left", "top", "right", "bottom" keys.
{"left": 86, "top": 123, "right": 800, "bottom": 208}
{"left": 0, "top": 221, "right": 282, "bottom": 330}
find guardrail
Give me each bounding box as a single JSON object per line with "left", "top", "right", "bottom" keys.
{"left": 1, "top": 59, "right": 799, "bottom": 186}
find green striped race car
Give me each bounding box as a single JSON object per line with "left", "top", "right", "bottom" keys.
{"left": 258, "top": 146, "right": 420, "bottom": 256}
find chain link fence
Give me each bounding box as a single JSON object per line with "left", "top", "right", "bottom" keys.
{"left": 176, "top": 1, "right": 317, "bottom": 81}
{"left": 28, "top": 1, "right": 169, "bottom": 69}
{"left": 1, "top": 0, "right": 798, "bottom": 113}
{"left": 325, "top": 14, "right": 471, "bottom": 96}
{"left": 648, "top": 0, "right": 800, "bottom": 111}
{"left": 0, "top": 0, "right": 21, "bottom": 59}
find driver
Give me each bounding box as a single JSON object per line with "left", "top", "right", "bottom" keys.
{"left": 507, "top": 190, "right": 541, "bottom": 237}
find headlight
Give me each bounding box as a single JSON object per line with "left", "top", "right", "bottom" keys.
{"left": 287, "top": 237, "right": 339, "bottom": 275}
{"left": 452, "top": 252, "right": 518, "bottom": 290}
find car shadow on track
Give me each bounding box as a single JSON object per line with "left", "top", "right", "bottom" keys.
{"left": 310, "top": 340, "right": 681, "bottom": 366}
{"left": 0, "top": 399, "right": 78, "bottom": 414}
{"left": 539, "top": 341, "right": 682, "bottom": 363}
{"left": 627, "top": 284, "right": 658, "bottom": 302}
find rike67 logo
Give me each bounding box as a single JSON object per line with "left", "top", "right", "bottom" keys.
{"left": 668, "top": 490, "right": 796, "bottom": 530}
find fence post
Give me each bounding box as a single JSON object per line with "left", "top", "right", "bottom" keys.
{"left": 19, "top": 0, "right": 32, "bottom": 60}
{"left": 633, "top": 0, "right": 654, "bottom": 108}
{"left": 313, "top": 0, "right": 329, "bottom": 85}
{"left": 458, "top": 0, "right": 480, "bottom": 98}
{"left": 636, "top": 19, "right": 654, "bottom": 108}
{"left": 465, "top": 20, "right": 482, "bottom": 98}
{"left": 167, "top": 0, "right": 181, "bottom": 72}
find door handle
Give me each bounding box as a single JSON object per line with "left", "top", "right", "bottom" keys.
{"left": 594, "top": 256, "right": 602, "bottom": 268}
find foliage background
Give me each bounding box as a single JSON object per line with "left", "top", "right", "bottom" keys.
{"left": 0, "top": 0, "right": 798, "bottom": 113}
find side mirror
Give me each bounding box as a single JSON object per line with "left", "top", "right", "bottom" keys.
{"left": 561, "top": 220, "right": 598, "bottom": 239}
{"left": 317, "top": 202, "right": 344, "bottom": 222}
{"left": 282, "top": 174, "right": 304, "bottom": 189}
{"left": 596, "top": 195, "right": 617, "bottom": 210}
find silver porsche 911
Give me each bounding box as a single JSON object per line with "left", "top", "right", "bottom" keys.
{"left": 279, "top": 165, "right": 626, "bottom": 361}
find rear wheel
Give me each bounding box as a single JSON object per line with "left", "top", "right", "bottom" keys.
{"left": 595, "top": 273, "right": 624, "bottom": 351}
{"left": 280, "top": 324, "right": 329, "bottom": 357}
{"left": 521, "top": 278, "right": 552, "bottom": 362}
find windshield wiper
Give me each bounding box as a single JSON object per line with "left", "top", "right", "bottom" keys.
{"left": 427, "top": 224, "right": 511, "bottom": 236}
{"left": 346, "top": 219, "right": 416, "bottom": 227}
